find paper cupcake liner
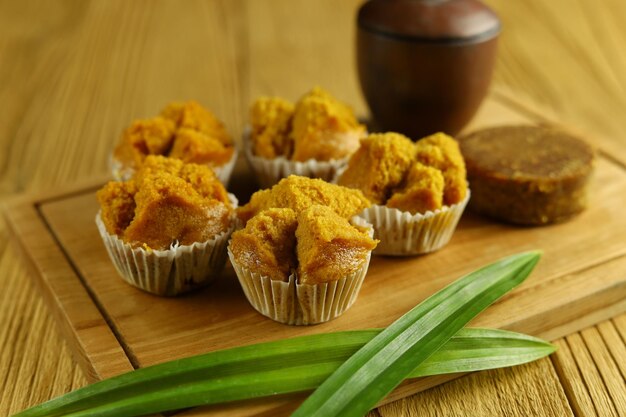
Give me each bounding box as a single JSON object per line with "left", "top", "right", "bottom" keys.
{"left": 229, "top": 217, "right": 374, "bottom": 325}
{"left": 331, "top": 164, "right": 348, "bottom": 184}
{"left": 96, "top": 194, "right": 238, "bottom": 296}
{"left": 110, "top": 157, "right": 134, "bottom": 182}
{"left": 110, "top": 148, "right": 238, "bottom": 186}
{"left": 243, "top": 128, "right": 348, "bottom": 188}
{"left": 211, "top": 147, "right": 238, "bottom": 186}
{"left": 360, "top": 190, "right": 470, "bottom": 256}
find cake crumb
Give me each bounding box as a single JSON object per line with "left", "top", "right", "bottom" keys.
{"left": 229, "top": 208, "right": 298, "bottom": 282}
{"left": 387, "top": 163, "right": 444, "bottom": 214}
{"left": 338, "top": 132, "right": 416, "bottom": 204}
{"left": 296, "top": 205, "right": 377, "bottom": 285}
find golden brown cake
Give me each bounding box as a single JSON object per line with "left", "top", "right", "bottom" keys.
{"left": 290, "top": 87, "right": 366, "bottom": 161}
{"left": 168, "top": 128, "right": 233, "bottom": 166}
{"left": 386, "top": 163, "right": 444, "bottom": 214}
{"left": 338, "top": 131, "right": 467, "bottom": 212}
{"left": 248, "top": 87, "right": 365, "bottom": 162}
{"left": 113, "top": 101, "right": 235, "bottom": 174}
{"left": 96, "top": 180, "right": 138, "bottom": 237}
{"left": 296, "top": 205, "right": 377, "bottom": 285}
{"left": 237, "top": 175, "right": 371, "bottom": 223}
{"left": 337, "top": 132, "right": 416, "bottom": 204}
{"left": 98, "top": 155, "right": 232, "bottom": 250}
{"left": 113, "top": 117, "right": 177, "bottom": 170}
{"left": 459, "top": 125, "right": 595, "bottom": 225}
{"left": 229, "top": 208, "right": 298, "bottom": 282}
{"left": 161, "top": 101, "right": 231, "bottom": 145}
{"left": 250, "top": 97, "right": 294, "bottom": 159}
{"left": 415, "top": 132, "right": 467, "bottom": 205}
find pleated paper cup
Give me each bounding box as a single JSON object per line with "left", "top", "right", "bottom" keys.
{"left": 229, "top": 217, "right": 374, "bottom": 325}
{"left": 110, "top": 148, "right": 238, "bottom": 186}
{"left": 95, "top": 194, "right": 238, "bottom": 296}
{"left": 243, "top": 128, "right": 348, "bottom": 188}
{"left": 360, "top": 190, "right": 470, "bottom": 256}
{"left": 110, "top": 156, "right": 134, "bottom": 182}
{"left": 211, "top": 147, "right": 238, "bottom": 186}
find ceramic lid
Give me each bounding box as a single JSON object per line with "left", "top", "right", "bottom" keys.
{"left": 357, "top": 0, "right": 500, "bottom": 42}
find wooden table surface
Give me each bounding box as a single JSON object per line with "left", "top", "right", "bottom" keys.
{"left": 1, "top": 1, "right": 625, "bottom": 416}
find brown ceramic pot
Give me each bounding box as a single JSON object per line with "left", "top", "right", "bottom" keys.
{"left": 357, "top": 0, "right": 500, "bottom": 139}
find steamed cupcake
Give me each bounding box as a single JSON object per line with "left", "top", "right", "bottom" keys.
{"left": 229, "top": 205, "right": 377, "bottom": 325}
{"left": 244, "top": 87, "right": 366, "bottom": 187}
{"left": 96, "top": 155, "right": 237, "bottom": 296}
{"left": 337, "top": 132, "right": 469, "bottom": 255}
{"left": 112, "top": 101, "right": 237, "bottom": 185}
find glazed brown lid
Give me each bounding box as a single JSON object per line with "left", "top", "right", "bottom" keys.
{"left": 357, "top": 0, "right": 500, "bottom": 42}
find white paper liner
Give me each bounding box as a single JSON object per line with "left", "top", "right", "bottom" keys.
{"left": 331, "top": 164, "right": 348, "bottom": 184}
{"left": 211, "top": 147, "right": 238, "bottom": 186}
{"left": 110, "top": 157, "right": 134, "bottom": 182}
{"left": 110, "top": 147, "right": 238, "bottom": 186}
{"left": 96, "top": 194, "right": 238, "bottom": 296}
{"left": 229, "top": 217, "right": 374, "bottom": 325}
{"left": 242, "top": 128, "right": 349, "bottom": 188}
{"left": 360, "top": 190, "right": 471, "bottom": 256}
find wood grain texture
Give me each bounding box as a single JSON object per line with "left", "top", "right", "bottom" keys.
{"left": 0, "top": 0, "right": 625, "bottom": 416}
{"left": 377, "top": 359, "right": 573, "bottom": 417}
{"left": 552, "top": 339, "right": 599, "bottom": 417}
{"left": 565, "top": 333, "right": 620, "bottom": 417}
{"left": 3, "top": 199, "right": 134, "bottom": 380}
{"left": 580, "top": 327, "right": 626, "bottom": 415}
{"left": 603, "top": 319, "right": 626, "bottom": 380}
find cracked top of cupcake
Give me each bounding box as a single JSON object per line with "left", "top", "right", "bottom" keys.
{"left": 97, "top": 155, "right": 233, "bottom": 250}
{"left": 230, "top": 205, "right": 377, "bottom": 285}
{"left": 337, "top": 132, "right": 467, "bottom": 214}
{"left": 249, "top": 87, "right": 366, "bottom": 162}
{"left": 113, "top": 101, "right": 234, "bottom": 172}
{"left": 237, "top": 175, "right": 371, "bottom": 224}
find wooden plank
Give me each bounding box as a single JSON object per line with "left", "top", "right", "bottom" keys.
{"left": 563, "top": 333, "right": 619, "bottom": 417}
{"left": 597, "top": 320, "right": 626, "bottom": 381}
{"left": 0, "top": 243, "right": 87, "bottom": 416}
{"left": 378, "top": 359, "right": 573, "bottom": 417}
{"left": 580, "top": 327, "right": 626, "bottom": 415}
{"left": 613, "top": 315, "right": 626, "bottom": 346}
{"left": 470, "top": 256, "right": 626, "bottom": 337}
{"left": 598, "top": 314, "right": 626, "bottom": 379}
{"left": 2, "top": 201, "right": 133, "bottom": 382}
{"left": 552, "top": 338, "right": 599, "bottom": 417}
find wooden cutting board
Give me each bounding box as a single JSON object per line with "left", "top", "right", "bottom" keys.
{"left": 4, "top": 90, "right": 626, "bottom": 417}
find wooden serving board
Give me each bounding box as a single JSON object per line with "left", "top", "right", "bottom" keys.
{"left": 4, "top": 91, "right": 626, "bottom": 417}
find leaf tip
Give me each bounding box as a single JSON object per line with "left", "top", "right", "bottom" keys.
{"left": 548, "top": 342, "right": 558, "bottom": 354}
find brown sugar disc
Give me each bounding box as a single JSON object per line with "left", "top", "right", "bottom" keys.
{"left": 459, "top": 125, "right": 595, "bottom": 225}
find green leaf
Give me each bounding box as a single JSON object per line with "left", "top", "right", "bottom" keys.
{"left": 14, "top": 251, "right": 544, "bottom": 417}
{"left": 291, "top": 251, "right": 541, "bottom": 417}
{"left": 417, "top": 328, "right": 554, "bottom": 376}
{"left": 15, "top": 329, "right": 552, "bottom": 417}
